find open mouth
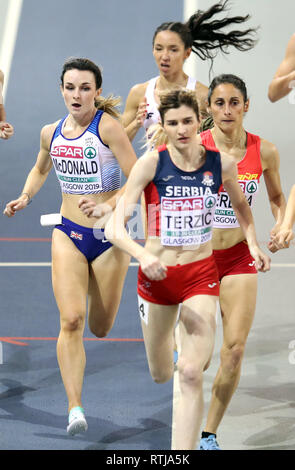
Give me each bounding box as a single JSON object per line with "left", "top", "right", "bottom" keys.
{"left": 72, "top": 103, "right": 81, "bottom": 109}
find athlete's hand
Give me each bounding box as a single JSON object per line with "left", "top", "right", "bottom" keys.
{"left": 249, "top": 245, "right": 271, "bottom": 272}
{"left": 138, "top": 251, "right": 167, "bottom": 281}
{"left": 273, "top": 226, "right": 294, "bottom": 250}
{"left": 78, "top": 197, "right": 112, "bottom": 219}
{"left": 268, "top": 223, "right": 281, "bottom": 253}
{"left": 3, "top": 196, "right": 29, "bottom": 217}
{"left": 0, "top": 122, "right": 14, "bottom": 139}
{"left": 135, "top": 97, "right": 148, "bottom": 128}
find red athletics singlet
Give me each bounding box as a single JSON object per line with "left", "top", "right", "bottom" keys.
{"left": 200, "top": 129, "right": 262, "bottom": 229}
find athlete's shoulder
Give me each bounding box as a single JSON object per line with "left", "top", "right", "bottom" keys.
{"left": 41, "top": 120, "right": 60, "bottom": 146}
{"left": 99, "top": 110, "right": 125, "bottom": 139}
{"left": 137, "top": 148, "right": 159, "bottom": 174}
{"left": 260, "top": 138, "right": 279, "bottom": 161}
{"left": 219, "top": 150, "right": 236, "bottom": 173}
{"left": 141, "top": 148, "right": 159, "bottom": 165}
{"left": 127, "top": 81, "right": 149, "bottom": 99}
{"left": 128, "top": 148, "right": 159, "bottom": 186}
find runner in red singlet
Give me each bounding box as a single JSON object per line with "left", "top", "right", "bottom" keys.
{"left": 197, "top": 74, "right": 286, "bottom": 450}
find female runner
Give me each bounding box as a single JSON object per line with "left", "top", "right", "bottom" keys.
{"left": 103, "top": 88, "right": 270, "bottom": 450}
{"left": 4, "top": 57, "right": 137, "bottom": 435}
{"left": 122, "top": 0, "right": 257, "bottom": 142}
{"left": 198, "top": 74, "right": 286, "bottom": 449}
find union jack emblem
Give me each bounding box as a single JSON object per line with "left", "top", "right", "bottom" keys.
{"left": 70, "top": 230, "right": 83, "bottom": 240}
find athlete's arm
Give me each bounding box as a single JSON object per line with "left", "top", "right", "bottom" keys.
{"left": 105, "top": 152, "right": 167, "bottom": 280}
{"left": 221, "top": 152, "right": 270, "bottom": 272}
{"left": 3, "top": 124, "right": 54, "bottom": 216}
{"left": 122, "top": 83, "right": 148, "bottom": 141}
{"left": 274, "top": 184, "right": 295, "bottom": 249}
{"left": 268, "top": 33, "right": 295, "bottom": 102}
{"left": 260, "top": 139, "right": 286, "bottom": 251}
{"left": 0, "top": 69, "right": 14, "bottom": 140}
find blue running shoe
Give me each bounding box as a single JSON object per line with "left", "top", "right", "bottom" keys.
{"left": 199, "top": 434, "right": 221, "bottom": 450}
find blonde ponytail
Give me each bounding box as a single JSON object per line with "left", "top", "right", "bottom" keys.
{"left": 95, "top": 94, "right": 122, "bottom": 120}
{"left": 145, "top": 123, "right": 168, "bottom": 150}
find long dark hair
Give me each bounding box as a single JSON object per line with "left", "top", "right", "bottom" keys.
{"left": 153, "top": 1, "right": 258, "bottom": 68}
{"left": 61, "top": 57, "right": 121, "bottom": 118}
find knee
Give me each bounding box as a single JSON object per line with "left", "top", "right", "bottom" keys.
{"left": 152, "top": 371, "right": 173, "bottom": 384}
{"left": 150, "top": 364, "right": 174, "bottom": 384}
{"left": 89, "top": 325, "right": 109, "bottom": 338}
{"left": 60, "top": 313, "right": 84, "bottom": 334}
{"left": 88, "top": 305, "right": 117, "bottom": 338}
{"left": 177, "top": 359, "right": 203, "bottom": 389}
{"left": 88, "top": 318, "right": 114, "bottom": 338}
{"left": 221, "top": 343, "right": 245, "bottom": 374}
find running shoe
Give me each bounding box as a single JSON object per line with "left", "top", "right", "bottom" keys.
{"left": 199, "top": 434, "right": 221, "bottom": 450}
{"left": 67, "top": 406, "right": 88, "bottom": 436}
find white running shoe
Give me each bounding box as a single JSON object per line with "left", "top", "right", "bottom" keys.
{"left": 67, "top": 406, "right": 88, "bottom": 436}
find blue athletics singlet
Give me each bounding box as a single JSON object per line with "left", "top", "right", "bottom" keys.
{"left": 50, "top": 110, "right": 121, "bottom": 195}
{"left": 144, "top": 144, "right": 222, "bottom": 247}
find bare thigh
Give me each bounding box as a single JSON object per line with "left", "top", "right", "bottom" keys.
{"left": 178, "top": 295, "right": 218, "bottom": 370}
{"left": 51, "top": 229, "right": 89, "bottom": 326}
{"left": 139, "top": 298, "right": 179, "bottom": 382}
{"left": 219, "top": 273, "right": 258, "bottom": 347}
{"left": 87, "top": 245, "right": 130, "bottom": 336}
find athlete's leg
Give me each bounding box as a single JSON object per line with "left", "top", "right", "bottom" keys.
{"left": 172, "top": 295, "right": 217, "bottom": 450}
{"left": 204, "top": 273, "right": 257, "bottom": 434}
{"left": 51, "top": 229, "right": 89, "bottom": 412}
{"left": 139, "top": 299, "right": 179, "bottom": 384}
{"left": 88, "top": 245, "right": 130, "bottom": 337}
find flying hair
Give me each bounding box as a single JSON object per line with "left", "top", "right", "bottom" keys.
{"left": 153, "top": 1, "right": 258, "bottom": 72}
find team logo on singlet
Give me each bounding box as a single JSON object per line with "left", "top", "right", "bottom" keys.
{"left": 84, "top": 147, "right": 97, "bottom": 159}
{"left": 51, "top": 145, "right": 83, "bottom": 158}
{"left": 205, "top": 196, "right": 216, "bottom": 209}
{"left": 202, "top": 171, "right": 214, "bottom": 187}
{"left": 246, "top": 181, "right": 258, "bottom": 193}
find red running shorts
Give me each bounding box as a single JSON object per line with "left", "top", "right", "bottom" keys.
{"left": 137, "top": 254, "right": 219, "bottom": 305}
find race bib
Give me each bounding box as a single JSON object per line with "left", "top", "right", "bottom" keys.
{"left": 214, "top": 179, "right": 259, "bottom": 229}
{"left": 160, "top": 195, "right": 217, "bottom": 247}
